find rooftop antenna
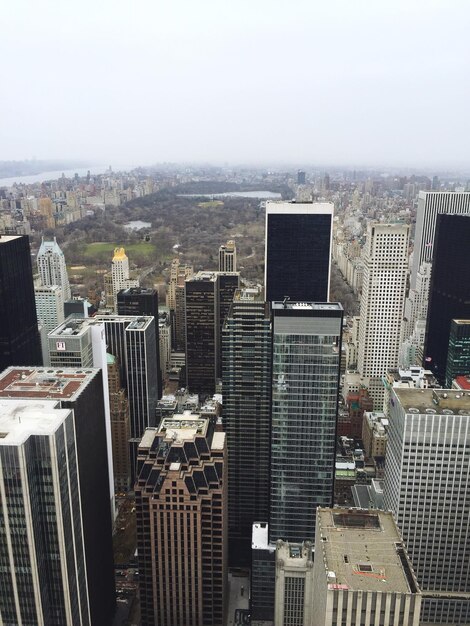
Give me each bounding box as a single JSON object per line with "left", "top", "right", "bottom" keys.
{"left": 283, "top": 296, "right": 290, "bottom": 309}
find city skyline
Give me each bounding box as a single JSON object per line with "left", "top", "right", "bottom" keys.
{"left": 0, "top": 1, "right": 469, "bottom": 169}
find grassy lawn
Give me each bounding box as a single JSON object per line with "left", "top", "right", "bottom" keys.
{"left": 83, "top": 241, "right": 156, "bottom": 259}
{"left": 197, "top": 200, "right": 224, "bottom": 208}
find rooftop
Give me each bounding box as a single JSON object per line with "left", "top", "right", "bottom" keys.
{"left": 127, "top": 316, "right": 153, "bottom": 331}
{"left": 276, "top": 540, "right": 313, "bottom": 569}
{"left": 0, "top": 400, "right": 71, "bottom": 445}
{"left": 272, "top": 301, "right": 342, "bottom": 311}
{"left": 211, "top": 431, "right": 225, "bottom": 451}
{"left": 0, "top": 235, "right": 21, "bottom": 243}
{"left": 252, "top": 522, "right": 275, "bottom": 552}
{"left": 158, "top": 411, "right": 208, "bottom": 441}
{"left": 0, "top": 367, "right": 99, "bottom": 400}
{"left": 266, "top": 200, "right": 334, "bottom": 215}
{"left": 317, "top": 508, "right": 420, "bottom": 594}
{"left": 393, "top": 388, "right": 470, "bottom": 414}
{"left": 233, "top": 287, "right": 264, "bottom": 302}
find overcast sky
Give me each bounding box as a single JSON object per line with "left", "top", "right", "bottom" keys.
{"left": 0, "top": 0, "right": 469, "bottom": 169}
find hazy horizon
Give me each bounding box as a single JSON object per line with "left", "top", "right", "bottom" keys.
{"left": 1, "top": 0, "right": 469, "bottom": 169}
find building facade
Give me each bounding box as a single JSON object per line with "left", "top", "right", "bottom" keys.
{"left": 111, "top": 247, "right": 139, "bottom": 310}
{"left": 383, "top": 388, "right": 470, "bottom": 624}
{"left": 264, "top": 201, "right": 333, "bottom": 303}
{"left": 0, "top": 235, "right": 42, "bottom": 370}
{"left": 222, "top": 288, "right": 272, "bottom": 559}
{"left": 274, "top": 540, "right": 314, "bottom": 626}
{"left": 0, "top": 400, "right": 91, "bottom": 626}
{"left": 269, "top": 301, "right": 342, "bottom": 544}
{"left": 185, "top": 271, "right": 239, "bottom": 395}
{"left": 424, "top": 214, "right": 470, "bottom": 384}
{"left": 357, "top": 223, "right": 409, "bottom": 408}
{"left": 0, "top": 367, "right": 116, "bottom": 626}
{"left": 446, "top": 319, "right": 470, "bottom": 387}
{"left": 219, "top": 239, "right": 237, "bottom": 272}
{"left": 411, "top": 191, "right": 470, "bottom": 289}
{"left": 136, "top": 412, "right": 227, "bottom": 626}
{"left": 108, "top": 353, "right": 131, "bottom": 492}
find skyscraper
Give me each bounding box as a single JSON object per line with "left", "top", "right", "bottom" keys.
{"left": 357, "top": 223, "right": 409, "bottom": 408}
{"left": 269, "top": 301, "right": 342, "bottom": 543}
{"left": 185, "top": 271, "right": 239, "bottom": 394}
{"left": 167, "top": 258, "right": 193, "bottom": 351}
{"left": 35, "top": 283, "right": 64, "bottom": 365}
{"left": 111, "top": 247, "right": 139, "bottom": 309}
{"left": 312, "top": 508, "right": 421, "bottom": 626}
{"left": 274, "top": 540, "right": 314, "bottom": 626}
{"left": 136, "top": 412, "right": 227, "bottom": 626}
{"left": 264, "top": 201, "right": 333, "bottom": 303}
{"left": 0, "top": 235, "right": 42, "bottom": 370}
{"left": 222, "top": 288, "right": 272, "bottom": 560}
{"left": 411, "top": 191, "right": 470, "bottom": 289}
{"left": 37, "top": 236, "right": 71, "bottom": 300}
{"left": 0, "top": 400, "right": 91, "bottom": 626}
{"left": 95, "top": 314, "right": 159, "bottom": 476}
{"left": 218, "top": 240, "right": 237, "bottom": 272}
{"left": 424, "top": 214, "right": 470, "bottom": 384}
{"left": 446, "top": 319, "right": 470, "bottom": 387}
{"left": 117, "top": 286, "right": 162, "bottom": 398}
{"left": 0, "top": 367, "right": 116, "bottom": 625}
{"left": 383, "top": 388, "right": 470, "bottom": 624}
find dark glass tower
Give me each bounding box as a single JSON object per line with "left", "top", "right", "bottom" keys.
{"left": 117, "top": 287, "right": 162, "bottom": 399}
{"left": 0, "top": 235, "right": 42, "bottom": 369}
{"left": 424, "top": 214, "right": 470, "bottom": 384}
{"left": 185, "top": 271, "right": 239, "bottom": 395}
{"left": 264, "top": 202, "right": 333, "bottom": 303}
{"left": 446, "top": 320, "right": 470, "bottom": 387}
{"left": 269, "top": 301, "right": 343, "bottom": 543}
{"left": 222, "top": 288, "right": 271, "bottom": 562}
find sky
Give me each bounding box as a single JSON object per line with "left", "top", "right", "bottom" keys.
{"left": 0, "top": 0, "right": 469, "bottom": 169}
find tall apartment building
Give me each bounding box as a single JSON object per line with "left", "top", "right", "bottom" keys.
{"left": 0, "top": 367, "right": 116, "bottom": 626}
{"left": 446, "top": 319, "right": 470, "bottom": 387}
{"left": 274, "top": 540, "right": 314, "bottom": 626}
{"left": 357, "top": 223, "right": 409, "bottom": 408}
{"left": 0, "top": 400, "right": 91, "bottom": 626}
{"left": 108, "top": 353, "right": 131, "bottom": 491}
{"left": 117, "top": 286, "right": 162, "bottom": 397}
{"left": 167, "top": 258, "right": 193, "bottom": 351}
{"left": 424, "top": 214, "right": 470, "bottom": 384}
{"left": 269, "top": 301, "right": 342, "bottom": 544}
{"left": 264, "top": 201, "right": 333, "bottom": 302}
{"left": 312, "top": 508, "right": 421, "bottom": 626}
{"left": 95, "top": 314, "right": 159, "bottom": 476}
{"left": 136, "top": 412, "right": 227, "bottom": 626}
{"left": 185, "top": 271, "right": 239, "bottom": 394}
{"left": 37, "top": 236, "right": 71, "bottom": 299}
{"left": 35, "top": 283, "right": 64, "bottom": 364}
{"left": 0, "top": 235, "right": 42, "bottom": 370}
{"left": 222, "top": 288, "right": 272, "bottom": 560}
{"left": 111, "top": 247, "right": 139, "bottom": 309}
{"left": 383, "top": 388, "right": 470, "bottom": 624}
{"left": 219, "top": 239, "right": 237, "bottom": 272}
{"left": 411, "top": 190, "right": 470, "bottom": 289}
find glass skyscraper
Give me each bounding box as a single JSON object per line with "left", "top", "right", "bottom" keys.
{"left": 0, "top": 400, "right": 90, "bottom": 625}
{"left": 269, "top": 301, "right": 343, "bottom": 543}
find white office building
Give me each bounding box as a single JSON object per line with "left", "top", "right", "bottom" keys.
{"left": 384, "top": 388, "right": 470, "bottom": 624}
{"left": 357, "top": 223, "right": 409, "bottom": 408}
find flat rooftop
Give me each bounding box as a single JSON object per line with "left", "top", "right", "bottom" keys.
{"left": 317, "top": 508, "right": 420, "bottom": 594}
{"left": 276, "top": 541, "right": 312, "bottom": 568}
{"left": 158, "top": 412, "right": 208, "bottom": 441}
{"left": 49, "top": 317, "right": 91, "bottom": 337}
{"left": 0, "top": 235, "right": 21, "bottom": 243}
{"left": 0, "top": 367, "right": 99, "bottom": 400}
{"left": 0, "top": 400, "right": 71, "bottom": 445}
{"left": 233, "top": 287, "right": 264, "bottom": 302}
{"left": 272, "top": 301, "right": 342, "bottom": 311}
{"left": 266, "top": 200, "right": 334, "bottom": 215}
{"left": 394, "top": 388, "right": 470, "bottom": 414}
